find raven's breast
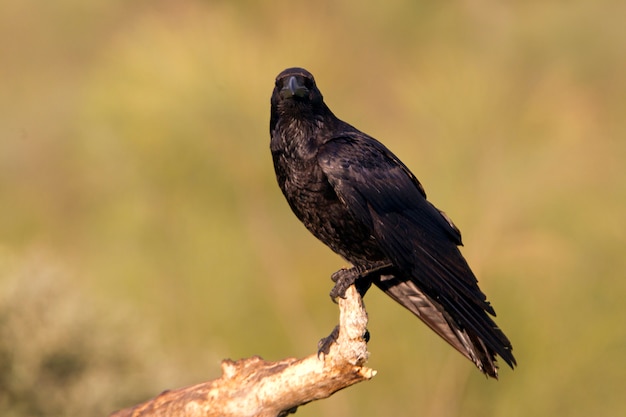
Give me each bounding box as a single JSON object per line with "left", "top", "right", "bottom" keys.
{"left": 276, "top": 154, "right": 386, "bottom": 266}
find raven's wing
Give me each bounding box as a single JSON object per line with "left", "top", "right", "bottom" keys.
{"left": 317, "top": 134, "right": 515, "bottom": 376}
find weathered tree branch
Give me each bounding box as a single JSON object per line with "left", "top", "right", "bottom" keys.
{"left": 109, "top": 285, "right": 376, "bottom": 417}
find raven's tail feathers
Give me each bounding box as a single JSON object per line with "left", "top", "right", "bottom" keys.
{"left": 373, "top": 275, "right": 515, "bottom": 378}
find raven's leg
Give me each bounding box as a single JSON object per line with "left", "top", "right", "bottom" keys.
{"left": 329, "top": 262, "right": 394, "bottom": 300}
{"left": 319, "top": 262, "right": 393, "bottom": 357}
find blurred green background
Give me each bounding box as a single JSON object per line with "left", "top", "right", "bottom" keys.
{"left": 1, "top": 0, "right": 625, "bottom": 416}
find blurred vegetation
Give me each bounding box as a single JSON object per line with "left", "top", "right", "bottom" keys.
{"left": 0, "top": 250, "right": 188, "bottom": 416}
{"left": 1, "top": 0, "right": 625, "bottom": 416}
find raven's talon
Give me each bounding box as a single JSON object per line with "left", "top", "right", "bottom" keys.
{"left": 330, "top": 269, "right": 347, "bottom": 283}
{"left": 329, "top": 267, "right": 359, "bottom": 300}
{"left": 328, "top": 285, "right": 347, "bottom": 302}
{"left": 317, "top": 325, "right": 340, "bottom": 359}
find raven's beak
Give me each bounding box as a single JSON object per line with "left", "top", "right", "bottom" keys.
{"left": 280, "top": 75, "right": 309, "bottom": 99}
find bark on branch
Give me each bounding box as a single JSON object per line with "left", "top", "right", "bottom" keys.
{"left": 109, "top": 285, "right": 376, "bottom": 417}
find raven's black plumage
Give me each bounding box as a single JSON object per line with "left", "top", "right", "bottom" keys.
{"left": 270, "top": 67, "right": 516, "bottom": 378}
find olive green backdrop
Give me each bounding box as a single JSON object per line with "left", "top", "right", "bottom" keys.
{"left": 1, "top": 1, "right": 624, "bottom": 416}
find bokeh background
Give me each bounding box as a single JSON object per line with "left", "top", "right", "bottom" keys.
{"left": 1, "top": 1, "right": 625, "bottom": 416}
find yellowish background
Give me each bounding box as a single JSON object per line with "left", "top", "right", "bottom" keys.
{"left": 1, "top": 1, "right": 625, "bottom": 416}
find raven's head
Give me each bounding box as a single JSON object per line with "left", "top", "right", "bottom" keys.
{"left": 271, "top": 67, "right": 326, "bottom": 121}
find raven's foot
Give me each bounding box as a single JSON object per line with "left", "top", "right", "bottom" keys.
{"left": 317, "top": 325, "right": 340, "bottom": 359}
{"left": 330, "top": 268, "right": 360, "bottom": 300}
{"left": 330, "top": 262, "right": 394, "bottom": 300}
{"left": 317, "top": 326, "right": 371, "bottom": 359}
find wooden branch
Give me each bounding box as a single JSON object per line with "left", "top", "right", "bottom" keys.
{"left": 109, "top": 285, "right": 376, "bottom": 417}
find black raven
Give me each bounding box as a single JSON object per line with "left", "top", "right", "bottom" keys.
{"left": 270, "top": 67, "right": 516, "bottom": 378}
